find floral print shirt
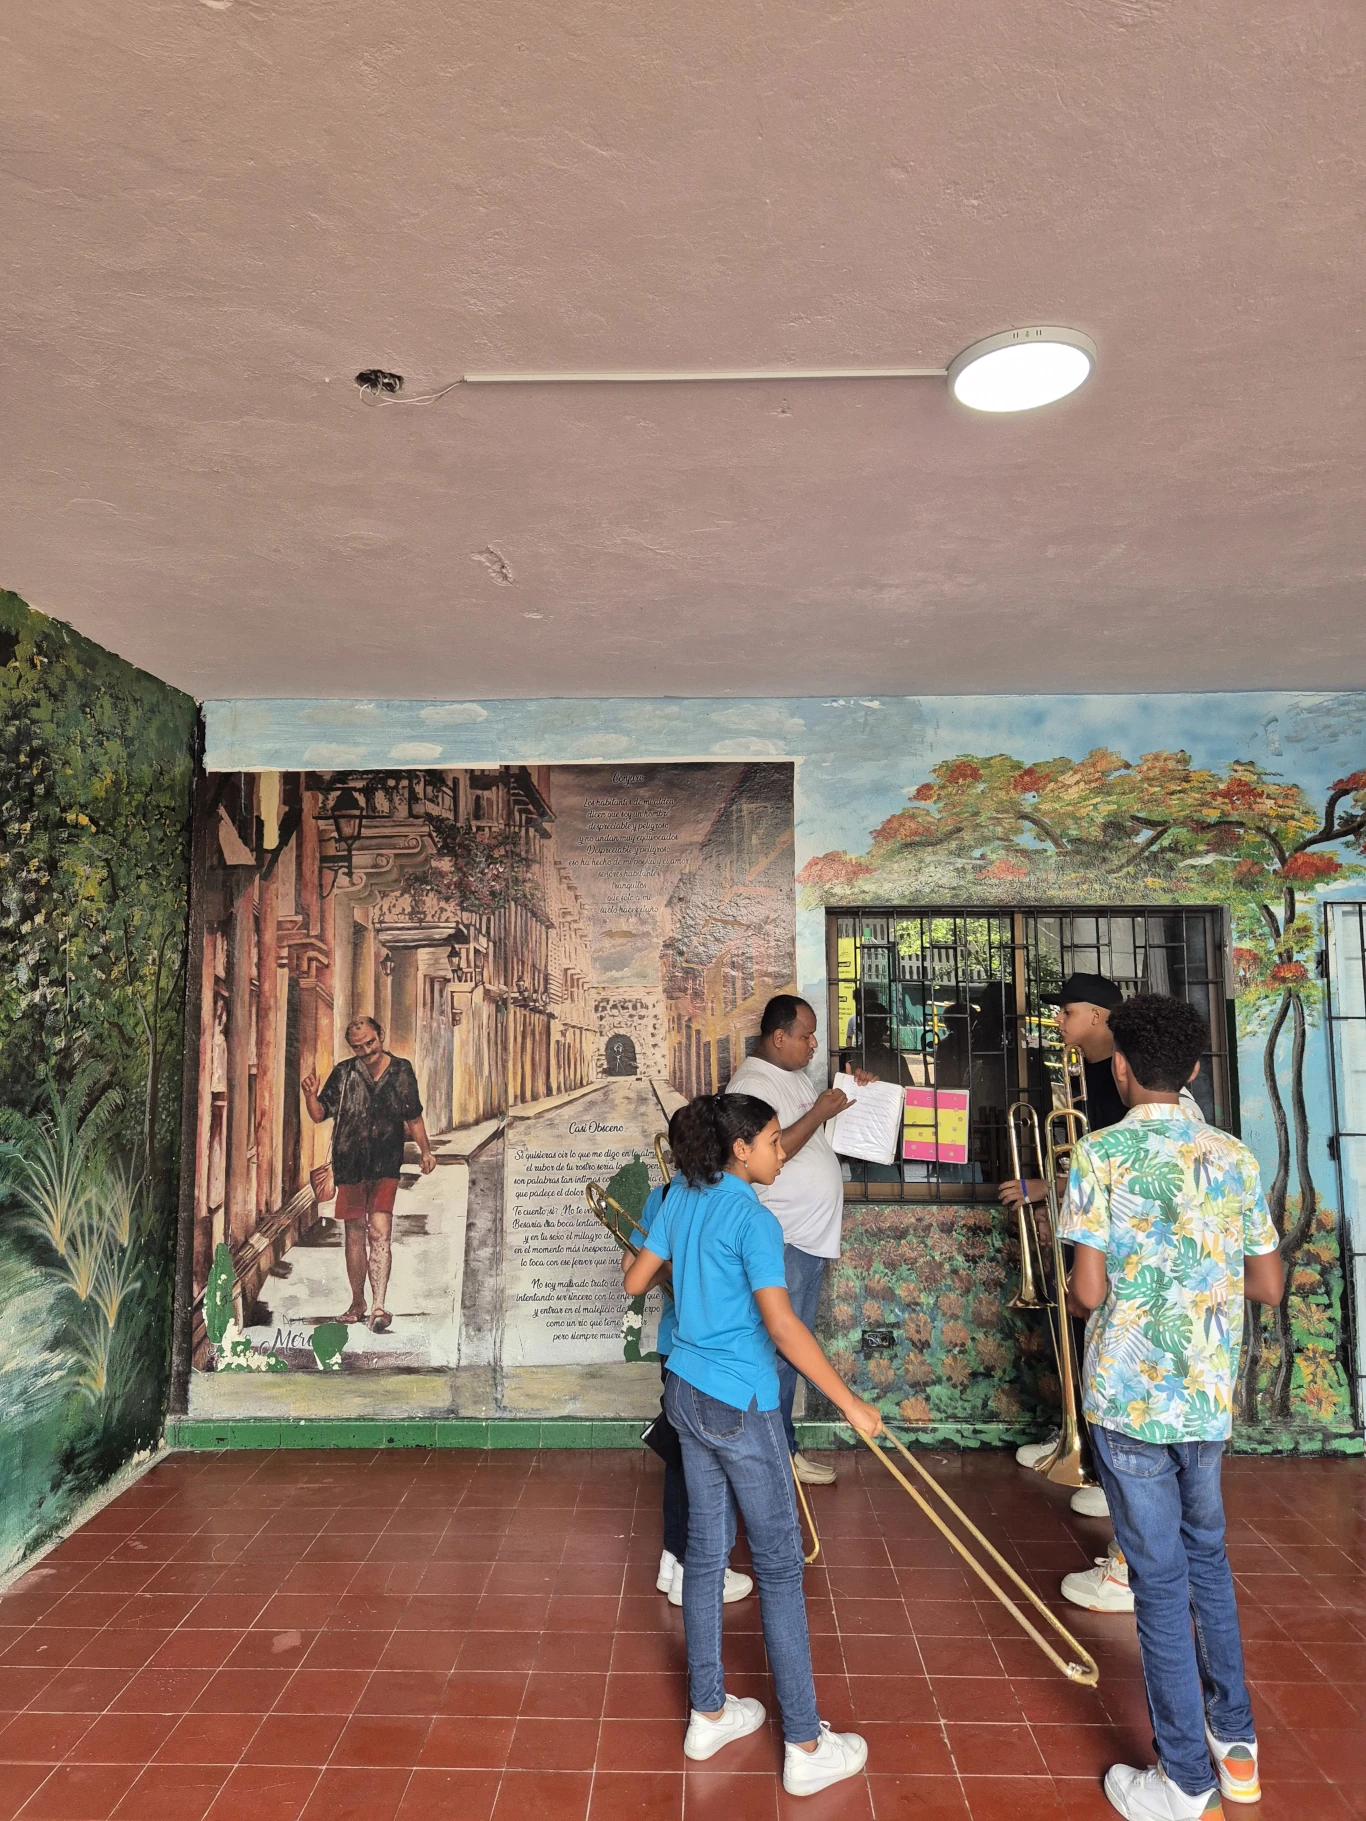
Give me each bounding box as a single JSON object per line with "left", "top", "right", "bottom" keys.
{"left": 1060, "top": 1103, "right": 1279, "bottom": 1442}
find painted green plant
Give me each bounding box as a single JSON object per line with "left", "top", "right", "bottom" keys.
{"left": 0, "top": 591, "right": 195, "bottom": 1571}
{"left": 817, "top": 1196, "right": 1355, "bottom": 1453}
{"left": 604, "top": 1155, "right": 663, "bottom": 1364}
{"left": 201, "top": 1239, "right": 285, "bottom": 1372}
{"left": 0, "top": 1069, "right": 149, "bottom": 1406}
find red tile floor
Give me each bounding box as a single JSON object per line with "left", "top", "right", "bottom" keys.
{"left": 1, "top": 1447, "right": 1363, "bottom": 1821}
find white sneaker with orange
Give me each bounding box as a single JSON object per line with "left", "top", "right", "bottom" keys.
{"left": 1103, "top": 1764, "right": 1223, "bottom": 1818}
{"left": 1061, "top": 1540, "right": 1134, "bottom": 1614}
{"left": 1204, "top": 1726, "right": 1260, "bottom": 1805}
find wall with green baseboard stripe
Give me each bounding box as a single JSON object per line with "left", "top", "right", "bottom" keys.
{"left": 163, "top": 1417, "right": 848, "bottom": 1452}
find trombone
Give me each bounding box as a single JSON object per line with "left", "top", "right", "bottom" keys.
{"left": 585, "top": 1181, "right": 648, "bottom": 1254}
{"left": 849, "top": 1423, "right": 1098, "bottom": 1686}
{"left": 1008, "top": 1101, "right": 1091, "bottom": 1488}
{"left": 586, "top": 1129, "right": 675, "bottom": 1252}
{"left": 648, "top": 1130, "right": 820, "bottom": 1565}
{"left": 1005, "top": 1104, "right": 1051, "bottom": 1311}
{"left": 1060, "top": 1042, "right": 1088, "bottom": 1114}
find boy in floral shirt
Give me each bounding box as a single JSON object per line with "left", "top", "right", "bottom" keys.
{"left": 1061, "top": 994, "right": 1284, "bottom": 1821}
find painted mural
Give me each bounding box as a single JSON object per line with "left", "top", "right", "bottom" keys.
{"left": 203, "top": 691, "right": 1366, "bottom": 1453}
{"left": 0, "top": 592, "right": 195, "bottom": 1573}
{"left": 799, "top": 745, "right": 1366, "bottom": 1449}
{"left": 187, "top": 762, "right": 794, "bottom": 1411}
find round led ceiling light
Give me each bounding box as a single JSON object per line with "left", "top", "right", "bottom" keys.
{"left": 947, "top": 327, "right": 1097, "bottom": 413}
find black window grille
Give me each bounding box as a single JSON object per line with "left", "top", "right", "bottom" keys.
{"left": 1324, "top": 902, "right": 1366, "bottom": 1426}
{"left": 827, "top": 906, "right": 1235, "bottom": 1201}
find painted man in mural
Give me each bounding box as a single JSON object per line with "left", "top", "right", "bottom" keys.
{"left": 303, "top": 1016, "right": 436, "bottom": 1332}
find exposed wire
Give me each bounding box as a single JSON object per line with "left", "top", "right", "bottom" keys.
{"left": 357, "top": 365, "right": 947, "bottom": 405}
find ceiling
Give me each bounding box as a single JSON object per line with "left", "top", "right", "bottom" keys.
{"left": 4, "top": 0, "right": 1365, "bottom": 702}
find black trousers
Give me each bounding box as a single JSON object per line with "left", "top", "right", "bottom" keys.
{"left": 660, "top": 1361, "right": 689, "bottom": 1559}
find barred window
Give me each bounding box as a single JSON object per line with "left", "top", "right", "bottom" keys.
{"left": 827, "top": 906, "right": 1235, "bottom": 1201}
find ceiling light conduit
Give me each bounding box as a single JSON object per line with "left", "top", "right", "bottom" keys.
{"left": 358, "top": 328, "right": 1096, "bottom": 415}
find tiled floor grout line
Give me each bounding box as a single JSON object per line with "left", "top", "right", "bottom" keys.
{"left": 4, "top": 1452, "right": 1365, "bottom": 1821}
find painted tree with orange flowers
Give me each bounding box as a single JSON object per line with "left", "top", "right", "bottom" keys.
{"left": 800, "top": 749, "right": 1366, "bottom": 1428}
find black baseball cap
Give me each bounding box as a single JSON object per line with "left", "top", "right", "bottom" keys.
{"left": 1042, "top": 972, "right": 1125, "bottom": 1011}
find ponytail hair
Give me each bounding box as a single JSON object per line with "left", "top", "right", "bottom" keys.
{"left": 668, "top": 1093, "right": 777, "bottom": 1187}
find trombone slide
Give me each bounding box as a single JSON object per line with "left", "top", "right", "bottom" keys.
{"left": 585, "top": 1182, "right": 649, "bottom": 1254}
{"left": 850, "top": 1424, "right": 1098, "bottom": 1687}
{"left": 1004, "top": 1103, "right": 1051, "bottom": 1312}
{"left": 1005, "top": 1100, "right": 1090, "bottom": 1488}
{"left": 1032, "top": 1105, "right": 1090, "bottom": 1488}
{"left": 791, "top": 1458, "right": 821, "bottom": 1565}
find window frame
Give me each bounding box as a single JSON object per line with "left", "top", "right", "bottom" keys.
{"left": 825, "top": 902, "right": 1237, "bottom": 1202}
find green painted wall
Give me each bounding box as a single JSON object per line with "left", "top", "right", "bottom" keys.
{"left": 0, "top": 592, "right": 197, "bottom": 1573}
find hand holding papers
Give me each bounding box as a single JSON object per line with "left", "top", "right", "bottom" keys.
{"left": 825, "top": 1076, "right": 907, "bottom": 1166}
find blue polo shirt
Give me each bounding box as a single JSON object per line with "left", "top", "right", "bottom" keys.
{"left": 640, "top": 1170, "right": 788, "bottom": 1411}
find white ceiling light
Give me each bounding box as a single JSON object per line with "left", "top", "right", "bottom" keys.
{"left": 360, "top": 326, "right": 1097, "bottom": 413}
{"left": 948, "top": 327, "right": 1096, "bottom": 413}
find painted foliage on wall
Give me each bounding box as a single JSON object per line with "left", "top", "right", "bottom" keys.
{"left": 801, "top": 745, "right": 1366, "bottom": 1449}
{"left": 0, "top": 593, "right": 195, "bottom": 1572}
{"left": 202, "top": 689, "right": 1366, "bottom": 1449}
{"left": 188, "top": 761, "right": 794, "bottom": 1409}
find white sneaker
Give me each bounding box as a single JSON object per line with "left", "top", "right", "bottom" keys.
{"left": 668, "top": 1561, "right": 754, "bottom": 1606}
{"left": 783, "top": 1722, "right": 869, "bottom": 1796}
{"left": 658, "top": 1549, "right": 679, "bottom": 1593}
{"left": 793, "top": 1451, "right": 837, "bottom": 1485}
{"left": 1103, "top": 1763, "right": 1223, "bottom": 1818}
{"left": 1072, "top": 1482, "right": 1111, "bottom": 1517}
{"left": 1015, "top": 1435, "right": 1059, "bottom": 1468}
{"left": 1062, "top": 1543, "right": 1133, "bottom": 1614}
{"left": 1204, "top": 1726, "right": 1260, "bottom": 1805}
{"left": 683, "top": 1693, "right": 766, "bottom": 1761}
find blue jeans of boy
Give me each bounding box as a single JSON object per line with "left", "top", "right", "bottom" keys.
{"left": 1091, "top": 1425, "right": 1256, "bottom": 1798}
{"left": 778, "top": 1244, "right": 828, "bottom": 1454}
{"left": 664, "top": 1371, "right": 821, "bottom": 1744}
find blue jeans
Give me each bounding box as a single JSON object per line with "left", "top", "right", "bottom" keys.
{"left": 778, "top": 1244, "right": 828, "bottom": 1454}
{"left": 664, "top": 1371, "right": 821, "bottom": 1744}
{"left": 1091, "top": 1425, "right": 1256, "bottom": 1798}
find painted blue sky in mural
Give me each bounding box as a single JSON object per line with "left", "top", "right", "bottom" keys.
{"left": 206, "top": 688, "right": 1366, "bottom": 861}
{"left": 207, "top": 688, "right": 1366, "bottom": 1199}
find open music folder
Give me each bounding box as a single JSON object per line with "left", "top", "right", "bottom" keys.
{"left": 824, "top": 1076, "right": 906, "bottom": 1166}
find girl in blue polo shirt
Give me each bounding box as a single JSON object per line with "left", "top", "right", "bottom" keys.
{"left": 624, "top": 1092, "right": 882, "bottom": 1797}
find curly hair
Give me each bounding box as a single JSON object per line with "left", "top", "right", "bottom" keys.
{"left": 1107, "top": 993, "right": 1207, "bottom": 1093}
{"left": 667, "top": 1093, "right": 777, "bottom": 1187}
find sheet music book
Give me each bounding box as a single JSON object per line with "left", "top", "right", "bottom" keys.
{"left": 825, "top": 1077, "right": 907, "bottom": 1165}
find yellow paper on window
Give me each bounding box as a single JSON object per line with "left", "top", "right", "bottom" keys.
{"left": 836, "top": 934, "right": 858, "bottom": 1048}
{"left": 903, "top": 1088, "right": 970, "bottom": 1164}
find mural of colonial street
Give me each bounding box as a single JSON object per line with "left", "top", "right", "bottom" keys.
{"left": 187, "top": 761, "right": 795, "bottom": 1403}
{"left": 202, "top": 691, "right": 1366, "bottom": 1453}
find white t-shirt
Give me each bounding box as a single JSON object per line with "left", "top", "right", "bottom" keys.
{"left": 726, "top": 1056, "right": 846, "bottom": 1259}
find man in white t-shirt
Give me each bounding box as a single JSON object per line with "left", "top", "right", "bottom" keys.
{"left": 727, "top": 994, "right": 869, "bottom": 1485}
